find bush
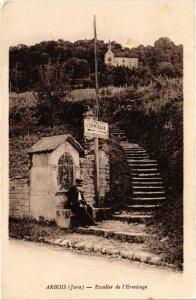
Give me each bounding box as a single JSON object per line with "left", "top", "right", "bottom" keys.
{"left": 102, "top": 139, "right": 132, "bottom": 209}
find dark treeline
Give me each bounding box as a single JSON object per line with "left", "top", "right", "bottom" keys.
{"left": 9, "top": 37, "right": 183, "bottom": 92}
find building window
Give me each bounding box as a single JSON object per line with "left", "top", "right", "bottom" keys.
{"left": 57, "top": 152, "right": 74, "bottom": 190}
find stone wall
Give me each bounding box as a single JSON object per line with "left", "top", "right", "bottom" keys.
{"left": 80, "top": 154, "right": 95, "bottom": 205}
{"left": 99, "top": 147, "right": 110, "bottom": 204}
{"left": 9, "top": 177, "right": 30, "bottom": 218}
{"left": 80, "top": 135, "right": 110, "bottom": 207}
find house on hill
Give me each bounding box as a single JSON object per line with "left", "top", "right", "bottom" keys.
{"left": 104, "top": 42, "right": 138, "bottom": 69}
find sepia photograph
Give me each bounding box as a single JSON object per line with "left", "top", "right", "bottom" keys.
{"left": 1, "top": 1, "right": 195, "bottom": 299}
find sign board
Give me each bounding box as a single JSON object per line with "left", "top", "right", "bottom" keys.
{"left": 84, "top": 119, "right": 109, "bottom": 139}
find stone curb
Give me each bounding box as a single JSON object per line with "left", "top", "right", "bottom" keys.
{"left": 30, "top": 236, "right": 175, "bottom": 270}
{"left": 75, "top": 227, "right": 147, "bottom": 243}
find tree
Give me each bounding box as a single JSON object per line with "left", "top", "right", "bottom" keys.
{"left": 65, "top": 58, "right": 90, "bottom": 81}
{"left": 37, "top": 57, "right": 70, "bottom": 126}
{"left": 9, "top": 106, "right": 39, "bottom": 136}
{"left": 38, "top": 57, "right": 69, "bottom": 94}
{"left": 155, "top": 62, "right": 175, "bottom": 77}
{"left": 113, "top": 66, "right": 128, "bottom": 86}
{"left": 9, "top": 37, "right": 183, "bottom": 92}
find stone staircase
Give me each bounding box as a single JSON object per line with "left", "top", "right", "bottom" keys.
{"left": 75, "top": 125, "right": 165, "bottom": 244}
{"left": 111, "top": 126, "right": 166, "bottom": 223}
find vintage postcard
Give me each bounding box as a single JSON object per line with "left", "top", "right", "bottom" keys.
{"left": 1, "top": 1, "right": 195, "bottom": 299}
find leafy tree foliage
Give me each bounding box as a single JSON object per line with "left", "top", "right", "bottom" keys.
{"left": 9, "top": 37, "right": 183, "bottom": 92}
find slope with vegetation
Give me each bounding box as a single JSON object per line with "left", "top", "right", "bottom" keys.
{"left": 9, "top": 36, "right": 183, "bottom": 268}
{"left": 10, "top": 37, "right": 182, "bottom": 92}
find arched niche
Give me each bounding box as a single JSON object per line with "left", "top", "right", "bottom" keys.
{"left": 57, "top": 152, "right": 75, "bottom": 190}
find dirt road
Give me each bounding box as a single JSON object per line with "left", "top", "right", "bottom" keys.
{"left": 3, "top": 239, "right": 184, "bottom": 300}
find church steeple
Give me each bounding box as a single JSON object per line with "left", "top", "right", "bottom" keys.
{"left": 108, "top": 39, "right": 112, "bottom": 51}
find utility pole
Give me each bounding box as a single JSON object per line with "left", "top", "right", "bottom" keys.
{"left": 94, "top": 15, "right": 100, "bottom": 206}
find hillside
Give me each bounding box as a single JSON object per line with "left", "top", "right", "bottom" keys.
{"left": 9, "top": 37, "right": 182, "bottom": 92}
{"left": 9, "top": 77, "right": 183, "bottom": 268}
{"left": 9, "top": 77, "right": 183, "bottom": 196}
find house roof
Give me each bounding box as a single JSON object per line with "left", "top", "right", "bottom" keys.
{"left": 28, "top": 134, "right": 84, "bottom": 154}
{"left": 115, "top": 52, "right": 138, "bottom": 58}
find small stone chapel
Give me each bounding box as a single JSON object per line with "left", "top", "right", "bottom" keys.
{"left": 9, "top": 128, "right": 110, "bottom": 222}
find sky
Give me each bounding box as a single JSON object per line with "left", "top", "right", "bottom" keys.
{"left": 2, "top": 1, "right": 193, "bottom": 48}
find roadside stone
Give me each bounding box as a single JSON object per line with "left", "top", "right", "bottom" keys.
{"left": 150, "top": 256, "right": 162, "bottom": 265}
{"left": 83, "top": 243, "right": 94, "bottom": 251}
{"left": 68, "top": 240, "right": 77, "bottom": 247}
{"left": 46, "top": 239, "right": 54, "bottom": 244}
{"left": 59, "top": 239, "right": 69, "bottom": 247}
{"left": 140, "top": 254, "right": 152, "bottom": 263}
{"left": 120, "top": 250, "right": 134, "bottom": 260}
{"left": 53, "top": 238, "right": 64, "bottom": 245}
{"left": 109, "top": 248, "right": 120, "bottom": 256}
{"left": 39, "top": 237, "right": 48, "bottom": 243}
{"left": 42, "top": 238, "right": 49, "bottom": 244}
{"left": 101, "top": 247, "right": 109, "bottom": 254}
{"left": 133, "top": 253, "right": 142, "bottom": 262}
{"left": 104, "top": 247, "right": 119, "bottom": 255}
{"left": 93, "top": 244, "right": 103, "bottom": 252}
{"left": 74, "top": 242, "right": 85, "bottom": 250}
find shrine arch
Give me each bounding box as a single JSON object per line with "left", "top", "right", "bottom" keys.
{"left": 57, "top": 152, "right": 75, "bottom": 190}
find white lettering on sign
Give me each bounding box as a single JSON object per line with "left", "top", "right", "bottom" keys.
{"left": 84, "top": 119, "right": 109, "bottom": 139}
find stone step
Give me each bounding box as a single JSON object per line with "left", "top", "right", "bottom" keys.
{"left": 132, "top": 171, "right": 160, "bottom": 175}
{"left": 132, "top": 177, "right": 162, "bottom": 180}
{"left": 112, "top": 214, "right": 153, "bottom": 223}
{"left": 123, "top": 146, "right": 146, "bottom": 152}
{"left": 132, "top": 174, "right": 161, "bottom": 178}
{"left": 122, "top": 146, "right": 141, "bottom": 149}
{"left": 127, "top": 156, "right": 150, "bottom": 159}
{"left": 123, "top": 146, "right": 142, "bottom": 149}
{"left": 123, "top": 145, "right": 143, "bottom": 148}
{"left": 111, "top": 128, "right": 125, "bottom": 132}
{"left": 112, "top": 132, "right": 126, "bottom": 135}
{"left": 118, "top": 139, "right": 165, "bottom": 211}
{"left": 124, "top": 151, "right": 147, "bottom": 154}
{"left": 133, "top": 191, "right": 165, "bottom": 195}
{"left": 76, "top": 227, "right": 147, "bottom": 243}
{"left": 133, "top": 186, "right": 164, "bottom": 189}
{"left": 128, "top": 159, "right": 157, "bottom": 163}
{"left": 127, "top": 155, "right": 149, "bottom": 158}
{"left": 113, "top": 136, "right": 127, "bottom": 139}
{"left": 127, "top": 204, "right": 163, "bottom": 211}
{"left": 125, "top": 152, "right": 149, "bottom": 155}
{"left": 129, "top": 161, "right": 157, "bottom": 164}
{"left": 132, "top": 181, "right": 163, "bottom": 185}
{"left": 128, "top": 163, "right": 158, "bottom": 167}
{"left": 119, "top": 137, "right": 128, "bottom": 140}
{"left": 131, "top": 168, "right": 159, "bottom": 172}
{"left": 123, "top": 147, "right": 145, "bottom": 150}
{"left": 131, "top": 197, "right": 166, "bottom": 202}
{"left": 116, "top": 137, "right": 128, "bottom": 141}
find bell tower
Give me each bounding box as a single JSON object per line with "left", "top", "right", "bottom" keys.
{"left": 104, "top": 40, "right": 114, "bottom": 66}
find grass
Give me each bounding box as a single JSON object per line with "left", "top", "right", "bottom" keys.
{"left": 9, "top": 86, "right": 134, "bottom": 106}
{"left": 9, "top": 91, "right": 38, "bottom": 108}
